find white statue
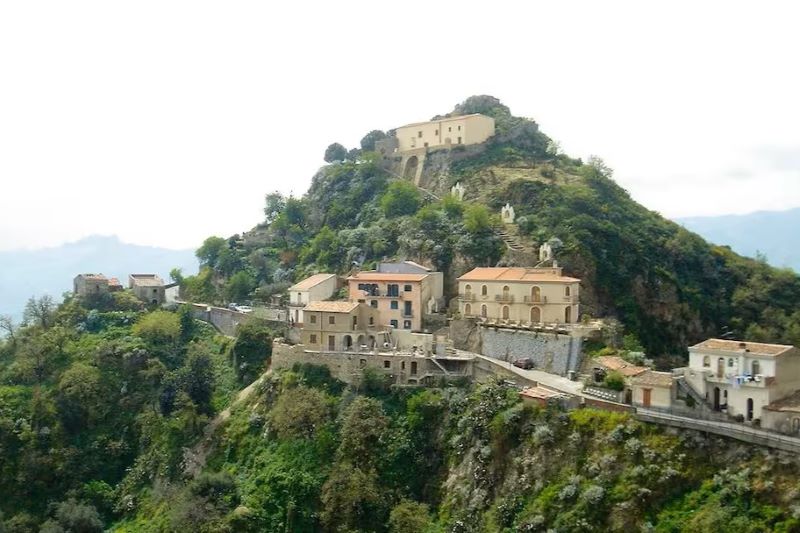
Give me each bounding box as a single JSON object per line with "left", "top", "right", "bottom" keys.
{"left": 539, "top": 242, "right": 553, "bottom": 262}
{"left": 450, "top": 182, "right": 465, "bottom": 201}
{"left": 501, "top": 203, "right": 515, "bottom": 224}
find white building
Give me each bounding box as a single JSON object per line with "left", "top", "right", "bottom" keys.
{"left": 288, "top": 273, "right": 338, "bottom": 325}
{"left": 683, "top": 338, "right": 800, "bottom": 422}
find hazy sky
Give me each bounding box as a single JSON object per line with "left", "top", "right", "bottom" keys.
{"left": 2, "top": 1, "right": 799, "bottom": 252}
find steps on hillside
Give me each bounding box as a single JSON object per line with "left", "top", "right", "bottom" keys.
{"left": 583, "top": 386, "right": 622, "bottom": 402}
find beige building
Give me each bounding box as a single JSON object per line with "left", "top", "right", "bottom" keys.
{"left": 301, "top": 301, "right": 384, "bottom": 352}
{"left": 458, "top": 267, "right": 580, "bottom": 325}
{"left": 73, "top": 274, "right": 111, "bottom": 298}
{"left": 288, "top": 273, "right": 338, "bottom": 325}
{"left": 683, "top": 339, "right": 800, "bottom": 422}
{"left": 348, "top": 268, "right": 443, "bottom": 332}
{"left": 129, "top": 274, "right": 166, "bottom": 305}
{"left": 630, "top": 370, "right": 674, "bottom": 409}
{"left": 393, "top": 114, "right": 495, "bottom": 153}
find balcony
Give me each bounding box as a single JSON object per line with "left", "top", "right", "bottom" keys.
{"left": 523, "top": 295, "right": 548, "bottom": 304}
{"left": 495, "top": 294, "right": 515, "bottom": 303}
{"left": 459, "top": 293, "right": 476, "bottom": 302}
{"left": 563, "top": 295, "right": 579, "bottom": 303}
{"left": 703, "top": 370, "right": 773, "bottom": 388}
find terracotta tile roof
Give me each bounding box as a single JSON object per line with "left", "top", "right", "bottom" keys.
{"left": 595, "top": 356, "right": 648, "bottom": 377}
{"left": 304, "top": 301, "right": 359, "bottom": 313}
{"left": 458, "top": 267, "right": 580, "bottom": 283}
{"left": 107, "top": 277, "right": 122, "bottom": 287}
{"left": 764, "top": 390, "right": 800, "bottom": 413}
{"left": 631, "top": 370, "right": 673, "bottom": 388}
{"left": 348, "top": 272, "right": 428, "bottom": 282}
{"left": 690, "top": 338, "right": 794, "bottom": 357}
{"left": 289, "top": 273, "right": 336, "bottom": 291}
{"left": 397, "top": 113, "right": 490, "bottom": 129}
{"left": 129, "top": 274, "right": 164, "bottom": 287}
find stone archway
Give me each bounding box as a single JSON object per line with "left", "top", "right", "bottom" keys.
{"left": 530, "top": 306, "right": 541, "bottom": 323}
{"left": 343, "top": 335, "right": 353, "bottom": 351}
{"left": 403, "top": 155, "right": 418, "bottom": 179}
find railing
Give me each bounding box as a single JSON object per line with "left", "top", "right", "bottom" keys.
{"left": 563, "top": 295, "right": 579, "bottom": 303}
{"left": 495, "top": 294, "right": 515, "bottom": 303}
{"left": 459, "top": 293, "right": 475, "bottom": 301}
{"left": 523, "top": 295, "right": 548, "bottom": 303}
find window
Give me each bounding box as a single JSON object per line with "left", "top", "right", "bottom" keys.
{"left": 390, "top": 319, "right": 398, "bottom": 328}
{"left": 565, "top": 286, "right": 571, "bottom": 296}
{"left": 310, "top": 334, "right": 317, "bottom": 344}
{"left": 404, "top": 320, "right": 411, "bottom": 329}
{"left": 387, "top": 284, "right": 399, "bottom": 296}
{"left": 728, "top": 358, "right": 734, "bottom": 367}
{"left": 418, "top": 130, "right": 423, "bottom": 138}
{"left": 481, "top": 285, "right": 488, "bottom": 296}
{"left": 481, "top": 304, "right": 487, "bottom": 318}
{"left": 310, "top": 315, "right": 317, "bottom": 324}
{"left": 404, "top": 301, "right": 412, "bottom": 316}
{"left": 448, "top": 126, "right": 452, "bottom": 132}
{"left": 384, "top": 360, "right": 391, "bottom": 368}
{"left": 703, "top": 355, "right": 710, "bottom": 367}
{"left": 752, "top": 360, "right": 760, "bottom": 375}
{"left": 434, "top": 129, "right": 438, "bottom": 135}
{"left": 457, "top": 136, "right": 462, "bottom": 144}
{"left": 352, "top": 316, "right": 357, "bottom": 329}
{"left": 424, "top": 142, "right": 428, "bottom": 148}
{"left": 370, "top": 300, "right": 378, "bottom": 308}
{"left": 404, "top": 284, "right": 412, "bottom": 292}
{"left": 458, "top": 125, "right": 462, "bottom": 131}
{"left": 465, "top": 303, "right": 472, "bottom": 315}
{"left": 465, "top": 284, "right": 472, "bottom": 295}
{"left": 329, "top": 315, "right": 335, "bottom": 325}
{"left": 502, "top": 305, "right": 510, "bottom": 319}
{"left": 369, "top": 316, "right": 374, "bottom": 326}
{"left": 390, "top": 301, "right": 399, "bottom": 310}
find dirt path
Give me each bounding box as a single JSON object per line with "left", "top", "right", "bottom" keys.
{"left": 183, "top": 369, "right": 272, "bottom": 476}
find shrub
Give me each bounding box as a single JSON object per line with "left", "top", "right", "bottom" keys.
{"left": 603, "top": 371, "right": 625, "bottom": 391}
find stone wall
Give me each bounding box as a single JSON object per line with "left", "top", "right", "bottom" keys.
{"left": 185, "top": 303, "right": 286, "bottom": 337}
{"left": 481, "top": 327, "right": 583, "bottom": 376}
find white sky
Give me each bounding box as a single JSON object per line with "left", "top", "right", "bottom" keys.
{"left": 1, "top": 1, "right": 799, "bottom": 251}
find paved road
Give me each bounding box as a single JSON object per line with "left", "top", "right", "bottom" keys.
{"left": 474, "top": 354, "right": 584, "bottom": 395}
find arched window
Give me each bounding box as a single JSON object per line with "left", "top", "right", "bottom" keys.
{"left": 464, "top": 303, "right": 472, "bottom": 316}
{"left": 480, "top": 304, "right": 487, "bottom": 318}
{"left": 703, "top": 355, "right": 710, "bottom": 367}
{"left": 728, "top": 358, "right": 735, "bottom": 367}
{"left": 752, "top": 360, "right": 760, "bottom": 375}
{"left": 531, "top": 286, "right": 541, "bottom": 302}
{"left": 502, "top": 305, "right": 510, "bottom": 320}
{"left": 565, "top": 286, "right": 571, "bottom": 296}
{"left": 530, "top": 307, "right": 541, "bottom": 323}
{"left": 464, "top": 284, "right": 472, "bottom": 295}
{"left": 564, "top": 306, "right": 572, "bottom": 323}
{"left": 481, "top": 285, "right": 488, "bottom": 296}
{"left": 502, "top": 285, "right": 510, "bottom": 298}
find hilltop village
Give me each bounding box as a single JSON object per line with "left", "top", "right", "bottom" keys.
{"left": 75, "top": 109, "right": 800, "bottom": 452}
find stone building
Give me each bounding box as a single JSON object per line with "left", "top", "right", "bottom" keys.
{"left": 73, "top": 274, "right": 111, "bottom": 298}
{"left": 629, "top": 370, "right": 675, "bottom": 409}
{"left": 129, "top": 274, "right": 166, "bottom": 305}
{"left": 301, "top": 301, "right": 384, "bottom": 352}
{"left": 348, "top": 265, "right": 443, "bottom": 332}
{"left": 287, "top": 273, "right": 338, "bottom": 326}
{"left": 457, "top": 266, "right": 580, "bottom": 325}
{"left": 384, "top": 113, "right": 495, "bottom": 154}
{"left": 683, "top": 339, "right": 800, "bottom": 422}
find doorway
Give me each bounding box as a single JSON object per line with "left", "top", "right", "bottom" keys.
{"left": 747, "top": 398, "right": 754, "bottom": 421}
{"left": 713, "top": 387, "right": 721, "bottom": 410}
{"left": 642, "top": 388, "right": 652, "bottom": 408}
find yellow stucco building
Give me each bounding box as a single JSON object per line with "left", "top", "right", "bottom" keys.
{"left": 458, "top": 266, "right": 580, "bottom": 325}
{"left": 394, "top": 113, "right": 495, "bottom": 152}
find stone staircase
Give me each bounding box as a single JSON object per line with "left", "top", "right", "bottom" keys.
{"left": 675, "top": 375, "right": 714, "bottom": 412}
{"left": 496, "top": 227, "right": 526, "bottom": 252}
{"left": 583, "top": 386, "right": 622, "bottom": 402}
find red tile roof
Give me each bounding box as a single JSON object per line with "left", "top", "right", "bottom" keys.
{"left": 289, "top": 273, "right": 336, "bottom": 291}
{"left": 348, "top": 272, "right": 428, "bottom": 282}
{"left": 690, "top": 338, "right": 794, "bottom": 357}
{"left": 595, "top": 356, "right": 648, "bottom": 377}
{"left": 304, "top": 301, "right": 360, "bottom": 313}
{"left": 458, "top": 267, "right": 580, "bottom": 283}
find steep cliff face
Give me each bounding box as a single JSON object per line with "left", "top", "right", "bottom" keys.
{"left": 116, "top": 371, "right": 800, "bottom": 532}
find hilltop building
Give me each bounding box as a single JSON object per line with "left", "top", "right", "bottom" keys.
{"left": 348, "top": 264, "right": 444, "bottom": 333}
{"left": 683, "top": 339, "right": 800, "bottom": 422}
{"left": 129, "top": 274, "right": 166, "bottom": 305}
{"left": 288, "top": 273, "right": 338, "bottom": 325}
{"left": 300, "top": 300, "right": 384, "bottom": 352}
{"left": 458, "top": 266, "right": 580, "bottom": 325}
{"left": 73, "top": 274, "right": 111, "bottom": 298}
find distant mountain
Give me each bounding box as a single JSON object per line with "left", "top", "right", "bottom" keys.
{"left": 677, "top": 208, "right": 800, "bottom": 272}
{"left": 0, "top": 235, "right": 198, "bottom": 321}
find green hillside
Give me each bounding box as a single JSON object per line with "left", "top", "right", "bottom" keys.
{"left": 182, "top": 95, "right": 800, "bottom": 360}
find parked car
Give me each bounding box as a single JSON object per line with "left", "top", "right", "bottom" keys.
{"left": 235, "top": 305, "right": 253, "bottom": 314}
{"left": 512, "top": 357, "right": 535, "bottom": 370}
{"left": 228, "top": 303, "right": 238, "bottom": 311}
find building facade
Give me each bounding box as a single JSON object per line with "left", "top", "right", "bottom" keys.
{"left": 683, "top": 339, "right": 800, "bottom": 421}
{"left": 391, "top": 114, "right": 495, "bottom": 153}
{"left": 129, "top": 274, "right": 166, "bottom": 305}
{"left": 73, "top": 274, "right": 111, "bottom": 298}
{"left": 630, "top": 370, "right": 674, "bottom": 409}
{"left": 457, "top": 267, "right": 580, "bottom": 325}
{"left": 300, "top": 301, "right": 384, "bottom": 352}
{"left": 288, "top": 273, "right": 338, "bottom": 325}
{"left": 348, "top": 268, "right": 444, "bottom": 332}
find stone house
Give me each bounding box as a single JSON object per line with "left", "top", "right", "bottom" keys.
{"left": 683, "top": 339, "right": 800, "bottom": 422}
{"left": 348, "top": 267, "right": 444, "bottom": 333}
{"left": 457, "top": 266, "right": 580, "bottom": 325}
{"left": 287, "top": 273, "right": 338, "bottom": 326}
{"left": 629, "top": 370, "right": 674, "bottom": 409}
{"left": 73, "top": 274, "right": 111, "bottom": 298}
{"left": 129, "top": 274, "right": 166, "bottom": 305}
{"left": 301, "top": 301, "right": 383, "bottom": 352}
